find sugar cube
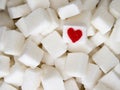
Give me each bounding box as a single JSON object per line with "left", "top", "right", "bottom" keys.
{"left": 0, "top": 11, "right": 15, "bottom": 29}
{"left": 57, "top": 0, "right": 82, "bottom": 20}
{"left": 0, "top": 27, "right": 8, "bottom": 51}
{"left": 63, "top": 25, "right": 87, "bottom": 44}
{"left": 3, "top": 30, "right": 25, "bottom": 56}
{"left": 0, "top": 0, "right": 7, "bottom": 10}
{"left": 18, "top": 40, "right": 44, "bottom": 68}
{"left": 41, "top": 31, "right": 67, "bottom": 58}
{"left": 113, "top": 64, "right": 120, "bottom": 76}
{"left": 55, "top": 56, "right": 72, "bottom": 80}
{"left": 64, "top": 78, "right": 79, "bottom": 90}
{"left": 87, "top": 26, "right": 96, "bottom": 37}
{"left": 41, "top": 65, "right": 65, "bottom": 90}
{"left": 4, "top": 61, "right": 26, "bottom": 86}
{"left": 110, "top": 18, "right": 120, "bottom": 42}
{"left": 90, "top": 32, "right": 106, "bottom": 47}
{"left": 92, "top": 45, "right": 119, "bottom": 73}
{"left": 65, "top": 53, "right": 88, "bottom": 77}
{"left": 16, "top": 8, "right": 51, "bottom": 37}
{"left": 42, "top": 52, "right": 56, "bottom": 66}
{"left": 92, "top": 7, "right": 115, "bottom": 34}
{"left": 97, "top": 0, "right": 111, "bottom": 9}
{"left": 82, "top": 63, "right": 103, "bottom": 89}
{"left": 64, "top": 10, "right": 92, "bottom": 27}
{"left": 68, "top": 39, "right": 96, "bottom": 54}
{"left": 49, "top": 0, "right": 69, "bottom": 9}
{"left": 28, "top": 34, "right": 43, "bottom": 45}
{"left": 26, "top": 0, "right": 50, "bottom": 10}
{"left": 93, "top": 82, "right": 112, "bottom": 90}
{"left": 8, "top": 4, "right": 31, "bottom": 19}
{"left": 41, "top": 8, "right": 59, "bottom": 35}
{"left": 100, "top": 71, "right": 120, "bottom": 90}
{"left": 105, "top": 38, "right": 120, "bottom": 54}
{"left": 7, "top": 0, "right": 24, "bottom": 7}
{"left": 0, "top": 55, "right": 10, "bottom": 78}
{"left": 83, "top": 0, "right": 99, "bottom": 11}
{"left": 109, "top": 0, "right": 120, "bottom": 19}
{"left": 22, "top": 68, "right": 42, "bottom": 90}
{"left": 0, "top": 82, "right": 17, "bottom": 90}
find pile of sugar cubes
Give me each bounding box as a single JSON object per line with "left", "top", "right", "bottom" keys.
{"left": 0, "top": 0, "right": 120, "bottom": 90}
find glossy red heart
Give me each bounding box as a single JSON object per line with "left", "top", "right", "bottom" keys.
{"left": 67, "top": 28, "right": 83, "bottom": 43}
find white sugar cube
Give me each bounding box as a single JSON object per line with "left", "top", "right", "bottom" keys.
{"left": 3, "top": 30, "right": 25, "bottom": 56}
{"left": 90, "top": 32, "right": 106, "bottom": 46}
{"left": 8, "top": 4, "right": 31, "bottom": 19}
{"left": 68, "top": 39, "right": 96, "bottom": 54}
{"left": 105, "top": 38, "right": 120, "bottom": 54}
{"left": 0, "top": 82, "right": 17, "bottom": 90}
{"left": 87, "top": 26, "right": 96, "bottom": 37}
{"left": 109, "top": 0, "right": 120, "bottom": 19}
{"left": 41, "top": 8, "right": 59, "bottom": 35}
{"left": 0, "top": 27, "right": 8, "bottom": 51}
{"left": 28, "top": 34, "right": 43, "bottom": 45}
{"left": 16, "top": 8, "right": 51, "bottom": 37}
{"left": 65, "top": 78, "right": 79, "bottom": 90}
{"left": 82, "top": 63, "right": 103, "bottom": 89}
{"left": 7, "top": 0, "right": 24, "bottom": 7}
{"left": 92, "top": 7, "right": 115, "bottom": 34}
{"left": 63, "top": 25, "right": 87, "bottom": 44}
{"left": 93, "top": 82, "right": 112, "bottom": 90}
{"left": 83, "top": 0, "right": 99, "bottom": 11}
{"left": 113, "top": 64, "right": 120, "bottom": 76}
{"left": 0, "top": 12, "right": 15, "bottom": 29}
{"left": 26, "top": 0, "right": 50, "bottom": 10}
{"left": 4, "top": 61, "right": 26, "bottom": 86}
{"left": 64, "top": 10, "right": 92, "bottom": 27}
{"left": 97, "top": 0, "right": 111, "bottom": 9}
{"left": 0, "top": 0, "right": 7, "bottom": 10}
{"left": 41, "top": 31, "right": 67, "bottom": 58}
{"left": 100, "top": 71, "right": 120, "bottom": 90}
{"left": 18, "top": 40, "right": 44, "bottom": 68}
{"left": 22, "top": 68, "right": 42, "bottom": 90}
{"left": 0, "top": 55, "right": 10, "bottom": 78}
{"left": 41, "top": 65, "right": 65, "bottom": 90}
{"left": 42, "top": 52, "right": 56, "bottom": 65}
{"left": 50, "top": 0, "right": 69, "bottom": 9}
{"left": 55, "top": 56, "right": 72, "bottom": 80}
{"left": 110, "top": 18, "right": 120, "bottom": 42}
{"left": 65, "top": 53, "right": 88, "bottom": 77}
{"left": 57, "top": 0, "right": 82, "bottom": 20}
{"left": 92, "top": 45, "right": 119, "bottom": 73}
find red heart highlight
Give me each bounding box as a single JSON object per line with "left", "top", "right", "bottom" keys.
{"left": 67, "top": 28, "right": 83, "bottom": 43}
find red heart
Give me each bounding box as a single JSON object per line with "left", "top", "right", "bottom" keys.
{"left": 67, "top": 28, "right": 83, "bottom": 43}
